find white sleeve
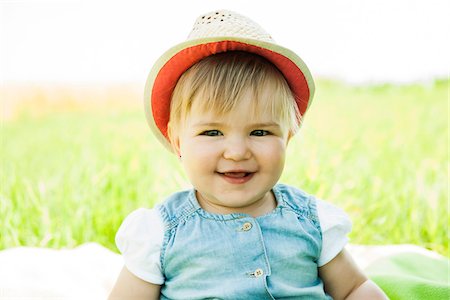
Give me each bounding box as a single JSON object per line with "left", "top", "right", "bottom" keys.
{"left": 115, "top": 208, "right": 165, "bottom": 284}
{"left": 316, "top": 199, "right": 352, "bottom": 267}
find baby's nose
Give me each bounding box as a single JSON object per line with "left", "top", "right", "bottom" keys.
{"left": 223, "top": 137, "right": 251, "bottom": 161}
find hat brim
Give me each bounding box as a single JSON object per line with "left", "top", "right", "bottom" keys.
{"left": 144, "top": 36, "right": 315, "bottom": 151}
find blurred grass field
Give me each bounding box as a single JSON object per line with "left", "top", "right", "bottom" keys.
{"left": 1, "top": 80, "right": 448, "bottom": 256}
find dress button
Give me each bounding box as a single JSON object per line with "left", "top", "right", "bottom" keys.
{"left": 242, "top": 222, "right": 252, "bottom": 231}
{"left": 254, "top": 268, "right": 264, "bottom": 277}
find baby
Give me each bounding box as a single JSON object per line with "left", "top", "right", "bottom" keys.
{"left": 109, "top": 10, "right": 387, "bottom": 299}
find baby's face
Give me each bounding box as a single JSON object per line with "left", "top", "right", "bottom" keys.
{"left": 174, "top": 96, "right": 290, "bottom": 216}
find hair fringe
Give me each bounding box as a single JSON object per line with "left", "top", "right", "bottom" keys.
{"left": 168, "top": 51, "right": 300, "bottom": 145}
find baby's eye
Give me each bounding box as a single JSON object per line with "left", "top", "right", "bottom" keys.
{"left": 200, "top": 130, "right": 223, "bottom": 136}
{"left": 251, "top": 130, "right": 270, "bottom": 136}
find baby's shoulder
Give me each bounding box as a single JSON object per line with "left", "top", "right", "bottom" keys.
{"left": 157, "top": 189, "right": 198, "bottom": 229}
{"left": 117, "top": 189, "right": 195, "bottom": 235}
{"left": 276, "top": 183, "right": 348, "bottom": 218}
{"left": 275, "top": 183, "right": 318, "bottom": 212}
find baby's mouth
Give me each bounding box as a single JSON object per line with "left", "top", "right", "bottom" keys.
{"left": 216, "top": 170, "right": 255, "bottom": 184}
{"left": 221, "top": 172, "right": 250, "bottom": 178}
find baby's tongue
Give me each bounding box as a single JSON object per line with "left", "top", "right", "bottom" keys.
{"left": 224, "top": 172, "right": 247, "bottom": 178}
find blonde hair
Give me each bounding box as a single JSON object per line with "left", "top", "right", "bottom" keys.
{"left": 168, "top": 51, "right": 300, "bottom": 145}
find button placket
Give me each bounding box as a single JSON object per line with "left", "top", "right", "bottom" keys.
{"left": 235, "top": 218, "right": 271, "bottom": 285}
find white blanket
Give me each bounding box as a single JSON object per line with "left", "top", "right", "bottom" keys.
{"left": 0, "top": 243, "right": 441, "bottom": 299}
{"left": 0, "top": 243, "right": 121, "bottom": 300}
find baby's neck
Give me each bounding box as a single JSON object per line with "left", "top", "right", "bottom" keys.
{"left": 195, "top": 190, "right": 277, "bottom": 217}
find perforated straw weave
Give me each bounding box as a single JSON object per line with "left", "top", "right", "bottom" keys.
{"left": 187, "top": 10, "right": 274, "bottom": 43}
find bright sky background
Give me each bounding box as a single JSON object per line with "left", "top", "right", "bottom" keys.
{"left": 1, "top": 0, "right": 449, "bottom": 84}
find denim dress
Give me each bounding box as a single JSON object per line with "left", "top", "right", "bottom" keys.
{"left": 155, "top": 184, "right": 333, "bottom": 299}
{"left": 116, "top": 184, "right": 351, "bottom": 299}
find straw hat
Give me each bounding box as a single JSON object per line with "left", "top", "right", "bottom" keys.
{"left": 144, "top": 10, "right": 315, "bottom": 150}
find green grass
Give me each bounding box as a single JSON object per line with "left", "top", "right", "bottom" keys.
{"left": 1, "top": 80, "right": 448, "bottom": 256}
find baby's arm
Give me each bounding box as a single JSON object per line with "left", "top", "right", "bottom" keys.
{"left": 318, "top": 249, "right": 388, "bottom": 300}
{"left": 108, "top": 266, "right": 161, "bottom": 300}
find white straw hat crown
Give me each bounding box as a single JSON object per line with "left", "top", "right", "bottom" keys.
{"left": 188, "top": 10, "right": 274, "bottom": 43}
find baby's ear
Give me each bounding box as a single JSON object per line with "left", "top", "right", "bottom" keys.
{"left": 170, "top": 136, "right": 182, "bottom": 158}
{"left": 286, "top": 131, "right": 293, "bottom": 145}
{"left": 169, "top": 136, "right": 181, "bottom": 158}
{"left": 167, "top": 123, "right": 181, "bottom": 157}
